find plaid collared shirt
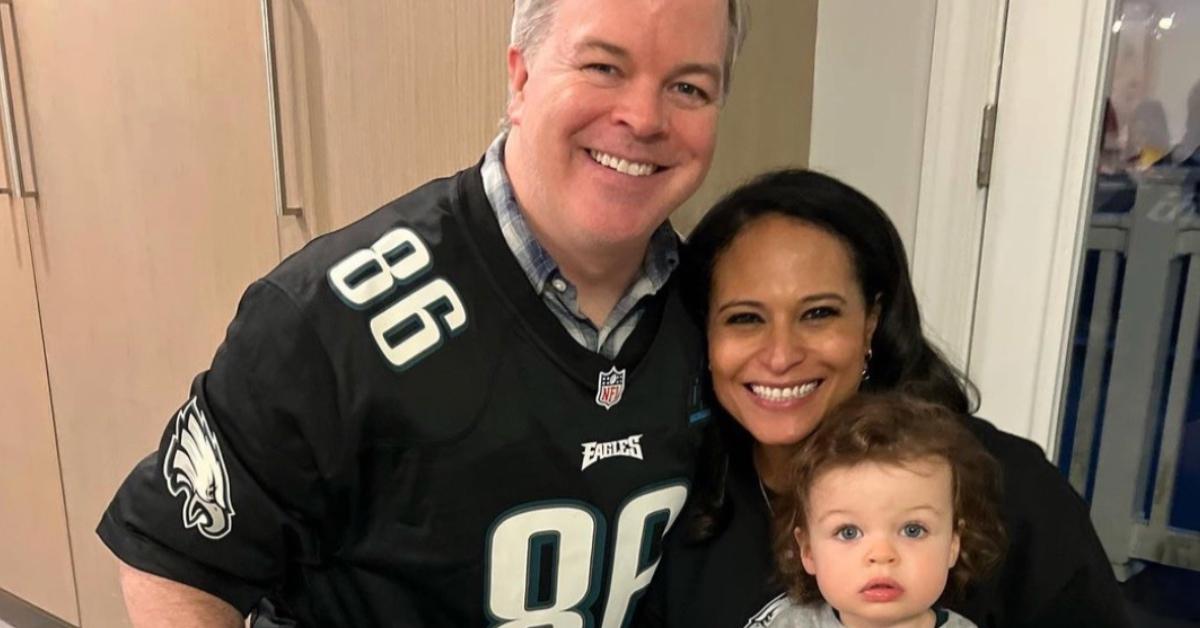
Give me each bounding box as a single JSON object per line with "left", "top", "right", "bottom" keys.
{"left": 480, "top": 134, "right": 680, "bottom": 359}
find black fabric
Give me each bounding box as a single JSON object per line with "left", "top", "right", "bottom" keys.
{"left": 98, "top": 161, "right": 707, "bottom": 627}
{"left": 635, "top": 440, "right": 778, "bottom": 628}
{"left": 635, "top": 416, "right": 1132, "bottom": 628}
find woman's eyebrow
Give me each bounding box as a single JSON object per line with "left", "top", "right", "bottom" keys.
{"left": 714, "top": 293, "right": 849, "bottom": 313}
{"left": 714, "top": 299, "right": 762, "bottom": 313}
{"left": 800, "top": 293, "right": 847, "bottom": 304}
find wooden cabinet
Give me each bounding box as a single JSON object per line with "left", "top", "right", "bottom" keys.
{"left": 7, "top": 2, "right": 283, "bottom": 626}
{"left": 0, "top": 3, "right": 78, "bottom": 623}
{"left": 0, "top": 193, "right": 77, "bottom": 624}
{"left": 267, "top": 0, "right": 513, "bottom": 250}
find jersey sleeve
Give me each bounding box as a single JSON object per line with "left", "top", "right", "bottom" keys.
{"left": 97, "top": 280, "right": 341, "bottom": 613}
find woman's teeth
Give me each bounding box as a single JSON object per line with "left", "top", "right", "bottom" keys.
{"left": 589, "top": 149, "right": 657, "bottom": 176}
{"left": 750, "top": 381, "right": 819, "bottom": 402}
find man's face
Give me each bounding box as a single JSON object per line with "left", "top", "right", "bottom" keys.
{"left": 505, "top": 0, "right": 727, "bottom": 250}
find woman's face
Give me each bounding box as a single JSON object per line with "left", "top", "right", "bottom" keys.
{"left": 707, "top": 214, "right": 878, "bottom": 448}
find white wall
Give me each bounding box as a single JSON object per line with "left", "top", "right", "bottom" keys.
{"left": 808, "top": 0, "right": 938, "bottom": 251}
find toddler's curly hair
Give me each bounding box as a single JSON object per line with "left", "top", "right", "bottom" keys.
{"left": 772, "top": 392, "right": 1006, "bottom": 603}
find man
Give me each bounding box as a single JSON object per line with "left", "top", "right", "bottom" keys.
{"left": 98, "top": 0, "right": 747, "bottom": 625}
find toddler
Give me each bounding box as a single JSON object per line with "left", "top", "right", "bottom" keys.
{"left": 764, "top": 393, "right": 1006, "bottom": 628}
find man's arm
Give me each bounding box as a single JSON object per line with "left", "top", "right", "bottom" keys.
{"left": 100, "top": 281, "right": 339, "bottom": 625}
{"left": 118, "top": 561, "right": 242, "bottom": 628}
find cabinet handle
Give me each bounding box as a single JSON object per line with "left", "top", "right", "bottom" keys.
{"left": 0, "top": 0, "right": 32, "bottom": 198}
{"left": 0, "top": 19, "right": 10, "bottom": 199}
{"left": 261, "top": 0, "right": 303, "bottom": 217}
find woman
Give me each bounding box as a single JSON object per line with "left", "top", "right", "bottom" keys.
{"left": 636, "top": 170, "right": 1129, "bottom": 627}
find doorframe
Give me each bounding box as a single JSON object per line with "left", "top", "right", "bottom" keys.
{"left": 910, "top": 0, "right": 1010, "bottom": 374}
{"left": 962, "top": 0, "right": 1118, "bottom": 451}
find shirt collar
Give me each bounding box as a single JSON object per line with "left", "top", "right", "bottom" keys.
{"left": 481, "top": 132, "right": 680, "bottom": 295}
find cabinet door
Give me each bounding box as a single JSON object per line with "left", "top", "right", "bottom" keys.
{"left": 0, "top": 196, "right": 77, "bottom": 622}
{"left": 267, "top": 0, "right": 512, "bottom": 246}
{"left": 11, "top": 3, "right": 282, "bottom": 626}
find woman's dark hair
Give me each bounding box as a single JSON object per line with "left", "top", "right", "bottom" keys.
{"left": 682, "top": 169, "right": 977, "bottom": 541}
{"left": 773, "top": 392, "right": 1005, "bottom": 604}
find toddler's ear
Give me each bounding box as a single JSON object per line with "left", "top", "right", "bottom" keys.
{"left": 948, "top": 519, "right": 963, "bottom": 568}
{"left": 794, "top": 527, "right": 817, "bottom": 575}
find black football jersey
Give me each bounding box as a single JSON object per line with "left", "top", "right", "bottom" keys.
{"left": 98, "top": 161, "right": 709, "bottom": 627}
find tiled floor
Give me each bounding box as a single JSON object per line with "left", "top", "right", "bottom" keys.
{"left": 0, "top": 588, "right": 70, "bottom": 628}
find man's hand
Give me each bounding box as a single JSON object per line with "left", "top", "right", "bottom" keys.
{"left": 118, "top": 561, "right": 243, "bottom": 628}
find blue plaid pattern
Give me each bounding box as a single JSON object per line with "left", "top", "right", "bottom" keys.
{"left": 481, "top": 134, "right": 679, "bottom": 359}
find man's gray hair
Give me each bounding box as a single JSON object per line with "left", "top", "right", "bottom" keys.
{"left": 510, "top": 0, "right": 749, "bottom": 100}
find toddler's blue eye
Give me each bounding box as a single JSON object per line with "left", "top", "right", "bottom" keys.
{"left": 835, "top": 526, "right": 861, "bottom": 541}
{"left": 901, "top": 523, "right": 927, "bottom": 538}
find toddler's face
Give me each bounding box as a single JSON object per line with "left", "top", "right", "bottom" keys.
{"left": 796, "top": 458, "right": 960, "bottom": 628}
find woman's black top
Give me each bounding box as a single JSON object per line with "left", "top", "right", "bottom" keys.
{"left": 636, "top": 415, "right": 1132, "bottom": 628}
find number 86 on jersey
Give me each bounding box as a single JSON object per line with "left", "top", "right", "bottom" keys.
{"left": 486, "top": 483, "right": 688, "bottom": 628}
{"left": 327, "top": 227, "right": 467, "bottom": 371}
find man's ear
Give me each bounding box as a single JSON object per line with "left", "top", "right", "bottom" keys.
{"left": 795, "top": 527, "right": 817, "bottom": 576}
{"left": 506, "top": 46, "right": 530, "bottom": 125}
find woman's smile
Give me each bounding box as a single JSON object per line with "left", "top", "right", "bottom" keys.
{"left": 707, "top": 214, "right": 877, "bottom": 452}
{"left": 747, "top": 379, "right": 822, "bottom": 405}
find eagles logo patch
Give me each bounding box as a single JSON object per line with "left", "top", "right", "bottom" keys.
{"left": 162, "top": 397, "right": 235, "bottom": 539}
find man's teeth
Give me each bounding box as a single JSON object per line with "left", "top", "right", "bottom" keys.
{"left": 589, "top": 150, "right": 656, "bottom": 176}
{"left": 750, "top": 381, "right": 819, "bottom": 402}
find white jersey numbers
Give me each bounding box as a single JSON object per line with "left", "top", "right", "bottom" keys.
{"left": 485, "top": 483, "right": 688, "bottom": 628}
{"left": 487, "top": 505, "right": 600, "bottom": 628}
{"left": 327, "top": 227, "right": 466, "bottom": 371}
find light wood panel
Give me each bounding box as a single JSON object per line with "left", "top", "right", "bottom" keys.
{"left": 270, "top": 0, "right": 513, "bottom": 249}
{"left": 12, "top": 3, "right": 283, "bottom": 626}
{"left": 676, "top": 0, "right": 818, "bottom": 234}
{"left": 0, "top": 195, "right": 77, "bottom": 623}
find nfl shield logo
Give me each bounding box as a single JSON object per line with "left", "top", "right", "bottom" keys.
{"left": 595, "top": 366, "right": 626, "bottom": 410}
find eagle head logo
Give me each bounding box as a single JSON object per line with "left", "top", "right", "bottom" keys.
{"left": 162, "top": 397, "right": 235, "bottom": 539}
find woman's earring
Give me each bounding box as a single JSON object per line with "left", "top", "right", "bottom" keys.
{"left": 861, "top": 348, "right": 873, "bottom": 381}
